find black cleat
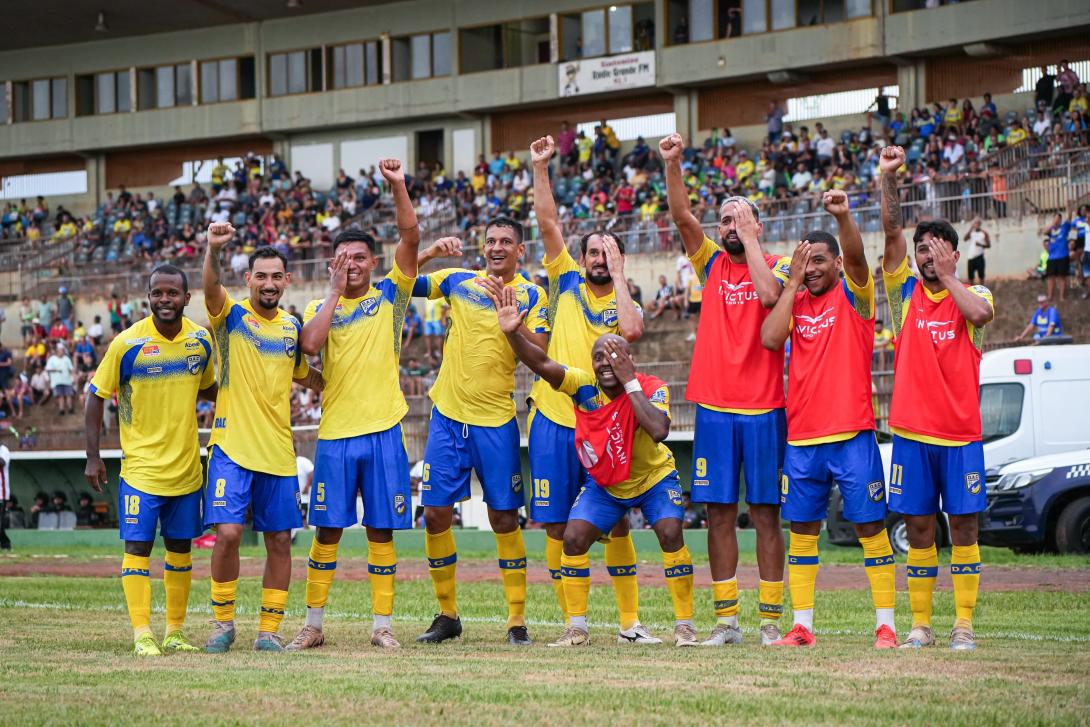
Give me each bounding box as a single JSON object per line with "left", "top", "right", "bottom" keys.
{"left": 416, "top": 614, "right": 463, "bottom": 643}
{"left": 506, "top": 625, "right": 532, "bottom": 646}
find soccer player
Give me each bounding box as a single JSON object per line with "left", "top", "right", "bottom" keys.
{"left": 488, "top": 282, "right": 696, "bottom": 647}
{"left": 660, "top": 133, "right": 791, "bottom": 646}
{"left": 879, "top": 145, "right": 994, "bottom": 651}
{"left": 527, "top": 135, "right": 656, "bottom": 644}
{"left": 201, "top": 223, "right": 324, "bottom": 653}
{"left": 759, "top": 190, "right": 896, "bottom": 648}
{"left": 286, "top": 159, "right": 421, "bottom": 651}
{"left": 412, "top": 221, "right": 549, "bottom": 645}
{"left": 84, "top": 265, "right": 217, "bottom": 655}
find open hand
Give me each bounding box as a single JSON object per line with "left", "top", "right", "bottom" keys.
{"left": 928, "top": 236, "right": 958, "bottom": 280}
{"left": 603, "top": 338, "right": 637, "bottom": 385}
{"left": 788, "top": 240, "right": 812, "bottom": 287}
{"left": 84, "top": 456, "right": 107, "bottom": 493}
{"left": 483, "top": 278, "right": 525, "bottom": 334}
{"left": 328, "top": 247, "right": 349, "bottom": 296}
{"left": 601, "top": 234, "right": 624, "bottom": 278}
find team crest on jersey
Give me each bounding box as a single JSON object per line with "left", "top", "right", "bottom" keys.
{"left": 393, "top": 494, "right": 406, "bottom": 514}
{"left": 141, "top": 344, "right": 160, "bottom": 357}
{"left": 359, "top": 296, "right": 381, "bottom": 317}
{"left": 602, "top": 308, "right": 618, "bottom": 326}
{"left": 649, "top": 388, "right": 667, "bottom": 404}
{"left": 965, "top": 472, "right": 982, "bottom": 495}
{"left": 283, "top": 337, "right": 296, "bottom": 358}
{"left": 187, "top": 355, "right": 202, "bottom": 375}
{"left": 511, "top": 474, "right": 523, "bottom": 493}
{"left": 667, "top": 488, "right": 683, "bottom": 506}
{"left": 868, "top": 480, "right": 885, "bottom": 502}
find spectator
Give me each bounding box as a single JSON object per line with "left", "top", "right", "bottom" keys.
{"left": 873, "top": 319, "right": 894, "bottom": 370}
{"left": 10, "top": 373, "right": 32, "bottom": 418}
{"left": 30, "top": 492, "right": 48, "bottom": 528}
{"left": 1035, "top": 66, "right": 1056, "bottom": 110}
{"left": 45, "top": 343, "right": 76, "bottom": 416}
{"left": 24, "top": 336, "right": 46, "bottom": 370}
{"left": 36, "top": 295, "right": 54, "bottom": 330}
{"left": 48, "top": 318, "right": 69, "bottom": 344}
{"left": 1040, "top": 210, "right": 1072, "bottom": 301}
{"left": 1056, "top": 60, "right": 1080, "bottom": 112}
{"left": 1017, "top": 295, "right": 1063, "bottom": 341}
{"left": 0, "top": 343, "right": 13, "bottom": 392}
{"left": 18, "top": 296, "right": 33, "bottom": 345}
{"left": 964, "top": 217, "right": 991, "bottom": 284}
{"left": 402, "top": 304, "right": 423, "bottom": 349}
{"left": 766, "top": 101, "right": 786, "bottom": 144}
{"left": 87, "top": 315, "right": 104, "bottom": 346}
{"left": 107, "top": 293, "right": 123, "bottom": 334}
{"left": 75, "top": 492, "right": 101, "bottom": 527}
{"left": 685, "top": 274, "right": 702, "bottom": 342}
{"left": 51, "top": 491, "right": 71, "bottom": 513}
{"left": 627, "top": 277, "right": 643, "bottom": 307}
{"left": 646, "top": 274, "right": 677, "bottom": 320}
{"left": 682, "top": 493, "right": 706, "bottom": 529}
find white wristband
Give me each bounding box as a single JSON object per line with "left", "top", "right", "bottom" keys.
{"left": 623, "top": 379, "right": 642, "bottom": 394}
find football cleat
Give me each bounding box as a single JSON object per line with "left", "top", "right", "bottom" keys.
{"left": 618, "top": 623, "right": 662, "bottom": 645}
{"left": 701, "top": 623, "right": 743, "bottom": 646}
{"left": 874, "top": 624, "right": 897, "bottom": 649}
{"left": 416, "top": 614, "right": 463, "bottom": 643}
{"left": 759, "top": 623, "right": 782, "bottom": 646}
{"left": 899, "top": 625, "right": 935, "bottom": 649}
{"left": 203, "top": 621, "right": 236, "bottom": 654}
{"left": 548, "top": 627, "right": 590, "bottom": 647}
{"left": 770, "top": 623, "right": 816, "bottom": 647}
{"left": 161, "top": 631, "right": 200, "bottom": 653}
{"left": 506, "top": 625, "right": 532, "bottom": 646}
{"left": 285, "top": 625, "right": 325, "bottom": 651}
{"left": 370, "top": 627, "right": 401, "bottom": 650}
{"left": 133, "top": 632, "right": 162, "bottom": 657}
{"left": 253, "top": 633, "right": 287, "bottom": 652}
{"left": 674, "top": 623, "right": 699, "bottom": 647}
{"left": 950, "top": 626, "right": 977, "bottom": 651}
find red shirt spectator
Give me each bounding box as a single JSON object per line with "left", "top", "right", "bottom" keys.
{"left": 48, "top": 321, "right": 69, "bottom": 341}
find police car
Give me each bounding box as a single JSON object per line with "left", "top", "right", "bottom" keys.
{"left": 979, "top": 449, "right": 1090, "bottom": 554}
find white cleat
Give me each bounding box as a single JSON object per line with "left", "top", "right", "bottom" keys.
{"left": 701, "top": 623, "right": 743, "bottom": 646}
{"left": 674, "top": 623, "right": 699, "bottom": 647}
{"left": 617, "top": 623, "right": 663, "bottom": 644}
{"left": 759, "top": 623, "right": 782, "bottom": 646}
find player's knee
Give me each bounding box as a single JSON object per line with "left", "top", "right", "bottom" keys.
{"left": 162, "top": 538, "right": 192, "bottom": 554}
{"left": 264, "top": 530, "right": 292, "bottom": 556}
{"left": 487, "top": 508, "right": 518, "bottom": 534}
{"left": 544, "top": 522, "right": 567, "bottom": 541}
{"left": 316, "top": 527, "right": 344, "bottom": 545}
{"left": 124, "top": 540, "right": 154, "bottom": 557}
{"left": 903, "top": 515, "right": 936, "bottom": 548}
{"left": 214, "top": 524, "right": 244, "bottom": 550}
{"left": 948, "top": 515, "right": 978, "bottom": 545}
{"left": 610, "top": 518, "right": 630, "bottom": 537}
{"left": 747, "top": 504, "right": 780, "bottom": 531}
{"left": 423, "top": 506, "right": 454, "bottom": 533}
{"left": 853, "top": 520, "right": 885, "bottom": 540}
{"left": 562, "top": 528, "right": 595, "bottom": 556}
{"left": 706, "top": 503, "right": 738, "bottom": 529}
{"left": 654, "top": 520, "right": 684, "bottom": 552}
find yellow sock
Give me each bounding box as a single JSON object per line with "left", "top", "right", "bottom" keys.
{"left": 713, "top": 577, "right": 739, "bottom": 623}
{"left": 787, "top": 533, "right": 820, "bottom": 620}
{"left": 663, "top": 545, "right": 694, "bottom": 622}
{"left": 163, "top": 551, "right": 192, "bottom": 633}
{"left": 258, "top": 588, "right": 288, "bottom": 634}
{"left": 951, "top": 543, "right": 981, "bottom": 628}
{"left": 604, "top": 533, "right": 639, "bottom": 630}
{"left": 906, "top": 544, "right": 938, "bottom": 628}
{"left": 368, "top": 540, "right": 397, "bottom": 617}
{"left": 425, "top": 528, "right": 458, "bottom": 618}
{"left": 546, "top": 535, "right": 568, "bottom": 623}
{"left": 495, "top": 529, "right": 527, "bottom": 629}
{"left": 758, "top": 579, "right": 785, "bottom": 624}
{"left": 306, "top": 540, "right": 339, "bottom": 609}
{"left": 121, "top": 554, "right": 152, "bottom": 639}
{"left": 210, "top": 578, "right": 237, "bottom": 623}
{"left": 561, "top": 552, "right": 591, "bottom": 619}
{"left": 860, "top": 530, "right": 896, "bottom": 613}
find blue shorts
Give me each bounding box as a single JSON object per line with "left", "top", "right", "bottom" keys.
{"left": 889, "top": 435, "right": 987, "bottom": 516}
{"left": 527, "top": 410, "right": 587, "bottom": 523}
{"left": 311, "top": 425, "right": 412, "bottom": 530}
{"left": 782, "top": 431, "right": 886, "bottom": 524}
{"left": 118, "top": 479, "right": 204, "bottom": 542}
{"left": 690, "top": 407, "right": 785, "bottom": 505}
{"left": 204, "top": 446, "right": 303, "bottom": 532}
{"left": 570, "top": 472, "right": 684, "bottom": 534}
{"left": 421, "top": 407, "right": 524, "bottom": 511}
{"left": 424, "top": 321, "right": 444, "bottom": 336}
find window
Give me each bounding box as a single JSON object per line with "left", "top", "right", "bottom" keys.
{"left": 608, "top": 5, "right": 635, "bottom": 54}
{"left": 783, "top": 85, "right": 897, "bottom": 121}
{"left": 576, "top": 113, "right": 677, "bottom": 142}
{"left": 328, "top": 41, "right": 382, "bottom": 89}
{"left": 671, "top": 0, "right": 866, "bottom": 43}
{"left": 561, "top": 3, "right": 654, "bottom": 60}
{"left": 90, "top": 71, "right": 129, "bottom": 114}
{"left": 268, "top": 49, "right": 322, "bottom": 96}
{"left": 0, "top": 86, "right": 7, "bottom": 124}
{"left": 582, "top": 9, "right": 606, "bottom": 58}
{"left": 459, "top": 18, "right": 550, "bottom": 74}
{"left": 10, "top": 77, "right": 66, "bottom": 121}
{"left": 393, "top": 31, "right": 452, "bottom": 82}
{"left": 980, "top": 383, "right": 1024, "bottom": 444}
{"left": 1, "top": 170, "right": 88, "bottom": 200}
{"left": 200, "top": 58, "right": 253, "bottom": 103}
{"left": 136, "top": 64, "right": 194, "bottom": 110}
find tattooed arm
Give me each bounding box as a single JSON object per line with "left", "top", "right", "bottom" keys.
{"left": 878, "top": 146, "right": 907, "bottom": 274}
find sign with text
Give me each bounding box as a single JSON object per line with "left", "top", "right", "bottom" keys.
{"left": 558, "top": 51, "right": 656, "bottom": 98}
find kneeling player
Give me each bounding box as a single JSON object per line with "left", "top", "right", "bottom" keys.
{"left": 761, "top": 191, "right": 896, "bottom": 648}
{"left": 488, "top": 282, "right": 696, "bottom": 647}
{"left": 85, "top": 265, "right": 217, "bottom": 655}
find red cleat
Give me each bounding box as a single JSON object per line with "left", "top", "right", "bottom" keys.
{"left": 874, "top": 624, "right": 897, "bottom": 649}
{"left": 770, "top": 623, "right": 816, "bottom": 647}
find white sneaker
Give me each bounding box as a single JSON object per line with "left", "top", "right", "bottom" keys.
{"left": 759, "top": 623, "right": 782, "bottom": 646}
{"left": 548, "top": 627, "right": 590, "bottom": 647}
{"left": 701, "top": 623, "right": 743, "bottom": 646}
{"left": 674, "top": 623, "right": 698, "bottom": 647}
{"left": 617, "top": 623, "right": 662, "bottom": 644}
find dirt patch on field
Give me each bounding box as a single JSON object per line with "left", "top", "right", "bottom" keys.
{"left": 1, "top": 558, "right": 1087, "bottom": 592}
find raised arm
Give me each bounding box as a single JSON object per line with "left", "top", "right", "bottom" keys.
{"left": 761, "top": 242, "right": 809, "bottom": 350}
{"left": 601, "top": 338, "right": 670, "bottom": 443}
{"left": 417, "top": 236, "right": 463, "bottom": 267}
{"left": 730, "top": 199, "right": 782, "bottom": 308}
{"left": 931, "top": 237, "right": 993, "bottom": 328}
{"left": 300, "top": 249, "right": 348, "bottom": 355}
{"left": 530, "top": 136, "right": 565, "bottom": 261}
{"left": 83, "top": 395, "right": 107, "bottom": 493}
{"left": 203, "top": 223, "right": 235, "bottom": 318}
{"left": 822, "top": 190, "right": 868, "bottom": 287}
{"left": 879, "top": 146, "right": 907, "bottom": 274}
{"left": 660, "top": 133, "right": 705, "bottom": 257}
{"left": 488, "top": 283, "right": 565, "bottom": 389}
{"left": 379, "top": 159, "right": 421, "bottom": 277}
{"left": 602, "top": 235, "right": 644, "bottom": 342}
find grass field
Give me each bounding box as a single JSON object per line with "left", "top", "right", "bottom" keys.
{"left": 2, "top": 532, "right": 1088, "bottom": 726}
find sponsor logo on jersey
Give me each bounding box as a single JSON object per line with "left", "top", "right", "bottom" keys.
{"left": 184, "top": 340, "right": 202, "bottom": 350}
{"left": 868, "top": 480, "right": 885, "bottom": 502}
{"left": 283, "top": 337, "right": 296, "bottom": 358}
{"left": 246, "top": 316, "right": 261, "bottom": 329}
{"left": 187, "top": 355, "right": 202, "bottom": 375}
{"left": 795, "top": 309, "right": 837, "bottom": 339}
{"left": 147, "top": 366, "right": 163, "bottom": 374}
{"left": 965, "top": 472, "right": 981, "bottom": 495}
{"left": 716, "top": 280, "right": 759, "bottom": 304}
{"left": 141, "top": 344, "right": 160, "bottom": 356}
{"left": 915, "top": 312, "right": 958, "bottom": 342}
{"left": 393, "top": 494, "right": 406, "bottom": 514}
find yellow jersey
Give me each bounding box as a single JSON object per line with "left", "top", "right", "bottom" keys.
{"left": 89, "top": 316, "right": 215, "bottom": 496}
{"left": 303, "top": 264, "right": 414, "bottom": 440}
{"left": 530, "top": 247, "right": 641, "bottom": 428}
{"left": 559, "top": 367, "right": 675, "bottom": 500}
{"left": 413, "top": 269, "right": 549, "bottom": 427}
{"left": 207, "top": 293, "right": 309, "bottom": 476}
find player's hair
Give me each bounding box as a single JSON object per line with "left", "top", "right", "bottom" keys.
{"left": 149, "top": 264, "right": 189, "bottom": 293}
{"left": 720, "top": 195, "right": 761, "bottom": 222}
{"left": 485, "top": 215, "right": 524, "bottom": 244}
{"left": 580, "top": 229, "right": 626, "bottom": 256}
{"left": 248, "top": 245, "right": 288, "bottom": 271}
{"left": 333, "top": 228, "right": 376, "bottom": 254}
{"left": 912, "top": 220, "right": 959, "bottom": 250}
{"left": 802, "top": 230, "right": 840, "bottom": 257}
